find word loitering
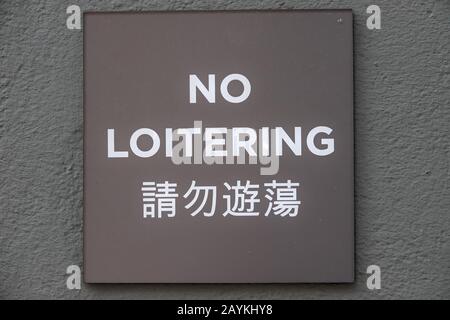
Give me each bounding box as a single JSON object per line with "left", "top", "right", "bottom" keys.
{"left": 107, "top": 120, "right": 335, "bottom": 175}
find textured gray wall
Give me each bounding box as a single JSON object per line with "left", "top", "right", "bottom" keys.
{"left": 0, "top": 0, "right": 449, "bottom": 299}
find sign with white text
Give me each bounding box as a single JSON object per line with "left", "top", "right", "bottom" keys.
{"left": 84, "top": 10, "right": 354, "bottom": 283}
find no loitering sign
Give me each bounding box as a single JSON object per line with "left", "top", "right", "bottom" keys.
{"left": 84, "top": 10, "right": 354, "bottom": 283}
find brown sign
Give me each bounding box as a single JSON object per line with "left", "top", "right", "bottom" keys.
{"left": 84, "top": 10, "right": 354, "bottom": 283}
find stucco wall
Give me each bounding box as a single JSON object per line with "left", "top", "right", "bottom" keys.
{"left": 0, "top": 0, "right": 449, "bottom": 299}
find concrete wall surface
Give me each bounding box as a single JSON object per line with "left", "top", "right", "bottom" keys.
{"left": 0, "top": 0, "right": 449, "bottom": 299}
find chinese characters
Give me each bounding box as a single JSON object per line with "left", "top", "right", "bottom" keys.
{"left": 142, "top": 180, "right": 300, "bottom": 218}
